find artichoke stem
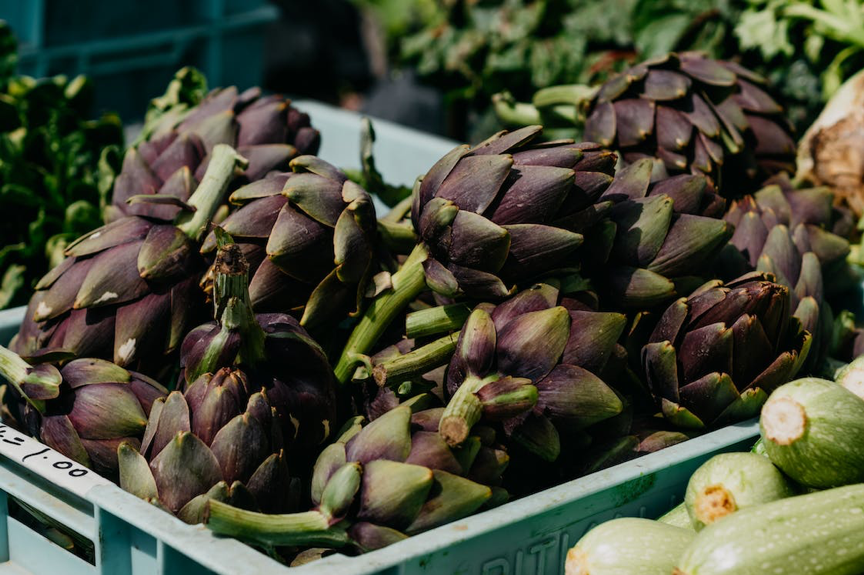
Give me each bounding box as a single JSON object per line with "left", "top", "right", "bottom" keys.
{"left": 405, "top": 304, "right": 471, "bottom": 339}
{"left": 380, "top": 196, "right": 414, "bottom": 224}
{"left": 0, "top": 345, "right": 60, "bottom": 409}
{"left": 0, "top": 345, "right": 36, "bottom": 388}
{"left": 377, "top": 220, "right": 419, "bottom": 254}
{"left": 439, "top": 375, "right": 492, "bottom": 447}
{"left": 205, "top": 502, "right": 351, "bottom": 548}
{"left": 334, "top": 243, "right": 430, "bottom": 384}
{"left": 373, "top": 333, "right": 458, "bottom": 388}
{"left": 213, "top": 244, "right": 266, "bottom": 367}
{"left": 492, "top": 94, "right": 542, "bottom": 126}
{"left": 176, "top": 144, "right": 248, "bottom": 242}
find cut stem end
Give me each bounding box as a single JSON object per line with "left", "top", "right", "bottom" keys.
{"left": 762, "top": 396, "right": 807, "bottom": 446}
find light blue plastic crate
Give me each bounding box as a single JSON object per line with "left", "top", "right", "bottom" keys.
{"left": 0, "top": 305, "right": 759, "bottom": 575}
{"left": 0, "top": 103, "right": 763, "bottom": 574}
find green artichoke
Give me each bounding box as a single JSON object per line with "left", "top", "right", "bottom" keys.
{"left": 199, "top": 156, "right": 378, "bottom": 330}
{"left": 106, "top": 70, "right": 320, "bottom": 223}
{"left": 10, "top": 145, "right": 247, "bottom": 379}
{"left": 204, "top": 404, "right": 505, "bottom": 553}
{"left": 0, "top": 349, "right": 167, "bottom": 479}
{"left": 642, "top": 272, "right": 811, "bottom": 429}
{"left": 583, "top": 52, "right": 796, "bottom": 189}
{"left": 438, "top": 281, "right": 626, "bottom": 462}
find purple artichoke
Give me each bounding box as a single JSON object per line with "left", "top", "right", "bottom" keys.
{"left": 0, "top": 350, "right": 167, "bottom": 479}
{"left": 204, "top": 404, "right": 505, "bottom": 552}
{"left": 439, "top": 281, "right": 626, "bottom": 462}
{"left": 107, "top": 77, "right": 320, "bottom": 222}
{"left": 10, "top": 145, "right": 248, "bottom": 379}
{"left": 588, "top": 158, "right": 733, "bottom": 309}
{"left": 642, "top": 272, "right": 812, "bottom": 429}
{"left": 584, "top": 52, "right": 795, "bottom": 190}
{"left": 199, "top": 156, "right": 378, "bottom": 330}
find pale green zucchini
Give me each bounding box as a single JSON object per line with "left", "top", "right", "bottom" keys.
{"left": 684, "top": 452, "right": 794, "bottom": 530}
{"left": 835, "top": 356, "right": 864, "bottom": 400}
{"left": 565, "top": 518, "right": 694, "bottom": 575}
{"left": 657, "top": 502, "right": 693, "bottom": 530}
{"left": 760, "top": 377, "right": 864, "bottom": 488}
{"left": 674, "top": 484, "right": 864, "bottom": 575}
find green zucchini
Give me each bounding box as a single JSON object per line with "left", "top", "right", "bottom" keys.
{"left": 684, "top": 452, "right": 794, "bottom": 530}
{"left": 657, "top": 503, "right": 693, "bottom": 530}
{"left": 674, "top": 484, "right": 864, "bottom": 575}
{"left": 835, "top": 356, "right": 864, "bottom": 400}
{"left": 760, "top": 377, "right": 864, "bottom": 488}
{"left": 566, "top": 518, "right": 694, "bottom": 575}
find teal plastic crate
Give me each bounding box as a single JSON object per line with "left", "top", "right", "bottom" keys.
{"left": 0, "top": 103, "right": 763, "bottom": 574}
{"left": 0, "top": 0, "right": 278, "bottom": 120}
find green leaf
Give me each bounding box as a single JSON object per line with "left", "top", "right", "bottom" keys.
{"left": 735, "top": 8, "right": 794, "bottom": 59}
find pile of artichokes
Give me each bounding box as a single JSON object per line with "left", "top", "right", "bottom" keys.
{"left": 0, "top": 56, "right": 860, "bottom": 565}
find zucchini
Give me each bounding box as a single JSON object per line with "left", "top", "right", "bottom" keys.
{"left": 684, "top": 452, "right": 794, "bottom": 530}
{"left": 657, "top": 503, "right": 693, "bottom": 530}
{"left": 566, "top": 517, "right": 694, "bottom": 575}
{"left": 674, "top": 484, "right": 864, "bottom": 575}
{"left": 760, "top": 377, "right": 864, "bottom": 488}
{"left": 835, "top": 356, "right": 864, "bottom": 400}
{"left": 749, "top": 438, "right": 767, "bottom": 457}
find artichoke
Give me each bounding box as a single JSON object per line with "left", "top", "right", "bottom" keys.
{"left": 719, "top": 175, "right": 854, "bottom": 366}
{"left": 116, "top": 239, "right": 335, "bottom": 523}
{"left": 178, "top": 239, "right": 336, "bottom": 458}
{"left": 335, "top": 126, "right": 617, "bottom": 382}
{"left": 583, "top": 52, "right": 795, "bottom": 189}
{"left": 117, "top": 368, "right": 293, "bottom": 523}
{"left": 204, "top": 404, "right": 505, "bottom": 553}
{"left": 588, "top": 158, "right": 733, "bottom": 309}
{"left": 642, "top": 272, "right": 812, "bottom": 429}
{"left": 10, "top": 145, "right": 247, "bottom": 379}
{"left": 438, "top": 281, "right": 626, "bottom": 462}
{"left": 106, "top": 71, "right": 320, "bottom": 223}
{"left": 199, "top": 156, "right": 378, "bottom": 330}
{"left": 411, "top": 125, "right": 614, "bottom": 299}
{"left": 0, "top": 348, "right": 166, "bottom": 479}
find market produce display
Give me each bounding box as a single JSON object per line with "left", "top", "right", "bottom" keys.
{"left": 4, "top": 24, "right": 864, "bottom": 569}
{"left": 566, "top": 375, "right": 864, "bottom": 575}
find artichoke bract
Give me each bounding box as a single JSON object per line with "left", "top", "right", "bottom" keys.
{"left": 587, "top": 158, "right": 733, "bottom": 309}
{"left": 439, "top": 281, "right": 626, "bottom": 462}
{"left": 106, "top": 70, "right": 320, "bottom": 223}
{"left": 642, "top": 272, "right": 811, "bottom": 429}
{"left": 10, "top": 145, "right": 248, "bottom": 379}
{"left": 0, "top": 348, "right": 167, "bottom": 479}
{"left": 334, "top": 126, "right": 617, "bottom": 382}
{"left": 584, "top": 52, "right": 795, "bottom": 190}
{"left": 204, "top": 404, "right": 505, "bottom": 553}
{"left": 199, "top": 156, "right": 377, "bottom": 330}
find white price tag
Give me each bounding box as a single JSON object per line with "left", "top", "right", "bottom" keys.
{"left": 0, "top": 423, "right": 111, "bottom": 497}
